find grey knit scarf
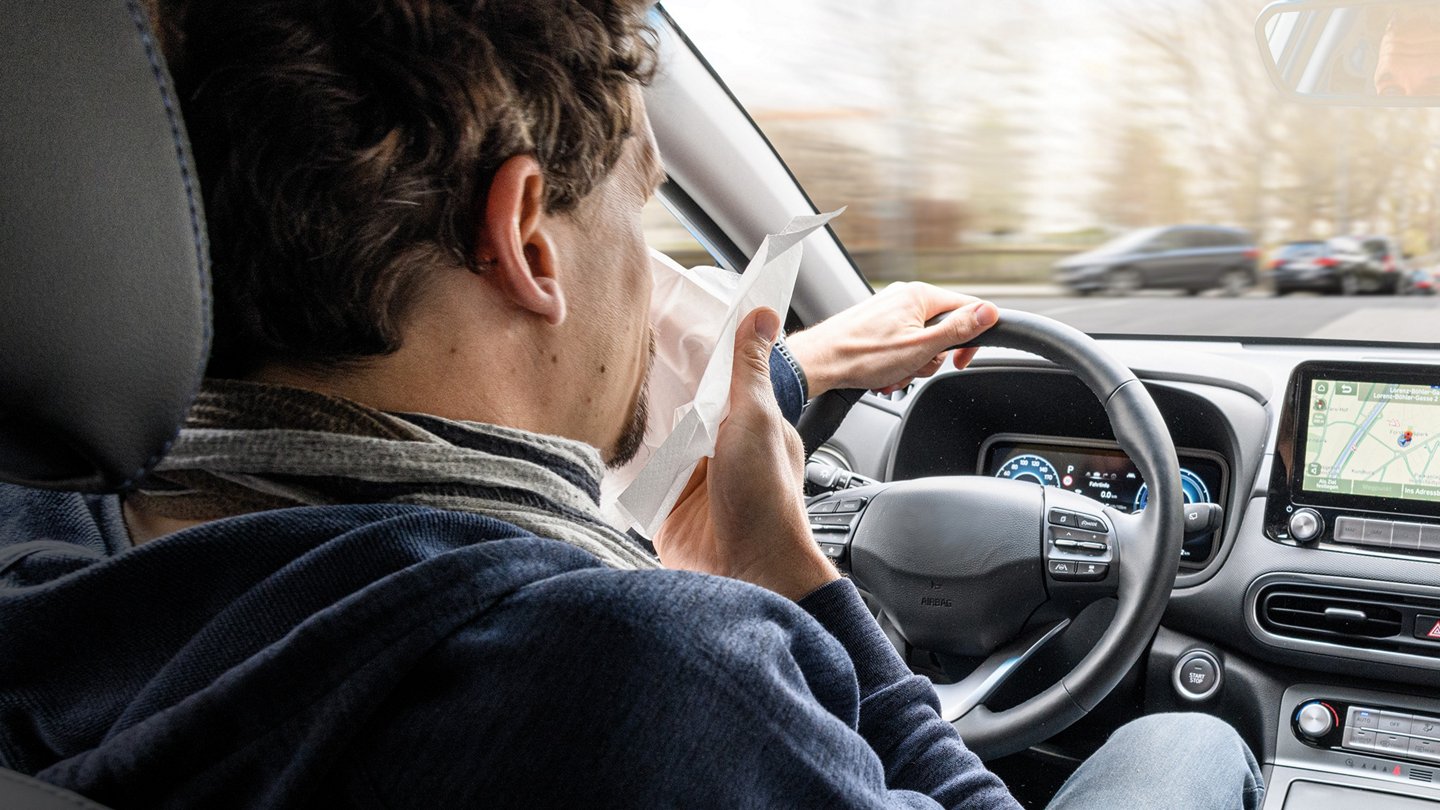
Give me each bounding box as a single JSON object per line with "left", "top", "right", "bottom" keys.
{"left": 130, "top": 379, "right": 659, "bottom": 570}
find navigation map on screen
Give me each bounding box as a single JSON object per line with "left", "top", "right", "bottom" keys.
{"left": 1302, "top": 379, "right": 1440, "bottom": 503}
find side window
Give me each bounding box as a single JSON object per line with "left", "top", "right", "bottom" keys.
{"left": 1180, "top": 230, "right": 1213, "bottom": 249}
{"left": 1205, "top": 231, "right": 1242, "bottom": 249}
{"left": 643, "top": 195, "right": 715, "bottom": 270}
{"left": 1146, "top": 230, "right": 1184, "bottom": 252}
{"left": 1330, "top": 237, "right": 1360, "bottom": 255}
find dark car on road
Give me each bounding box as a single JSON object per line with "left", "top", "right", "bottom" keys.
{"left": 1054, "top": 224, "right": 1260, "bottom": 296}
{"left": 1358, "top": 235, "right": 1410, "bottom": 294}
{"left": 1269, "top": 237, "right": 1398, "bottom": 295}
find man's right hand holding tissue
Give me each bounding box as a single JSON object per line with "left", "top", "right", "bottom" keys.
{"left": 653, "top": 283, "right": 998, "bottom": 600}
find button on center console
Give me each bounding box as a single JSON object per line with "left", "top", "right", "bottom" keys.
{"left": 1329, "top": 515, "right": 1440, "bottom": 553}
{"left": 1309, "top": 702, "right": 1440, "bottom": 766}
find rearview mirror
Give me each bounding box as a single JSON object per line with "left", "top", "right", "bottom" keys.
{"left": 1257, "top": 0, "right": 1440, "bottom": 105}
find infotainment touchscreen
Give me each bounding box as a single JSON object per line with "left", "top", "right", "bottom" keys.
{"left": 1301, "top": 378, "right": 1440, "bottom": 504}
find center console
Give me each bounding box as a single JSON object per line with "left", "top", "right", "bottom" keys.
{"left": 1266, "top": 686, "right": 1440, "bottom": 808}
{"left": 1258, "top": 361, "right": 1440, "bottom": 805}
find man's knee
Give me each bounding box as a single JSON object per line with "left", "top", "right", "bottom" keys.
{"left": 1110, "top": 711, "right": 1245, "bottom": 752}
{"left": 1051, "top": 713, "right": 1264, "bottom": 809}
{"left": 1109, "top": 713, "right": 1262, "bottom": 798}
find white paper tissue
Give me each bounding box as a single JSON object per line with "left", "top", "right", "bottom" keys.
{"left": 610, "top": 209, "right": 841, "bottom": 536}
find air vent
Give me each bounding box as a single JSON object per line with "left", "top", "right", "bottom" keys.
{"left": 1255, "top": 583, "right": 1440, "bottom": 655}
{"left": 1412, "top": 768, "right": 1433, "bottom": 784}
{"left": 1261, "top": 589, "right": 1402, "bottom": 639}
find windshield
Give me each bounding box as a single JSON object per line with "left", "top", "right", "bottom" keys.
{"left": 665, "top": 1, "right": 1440, "bottom": 345}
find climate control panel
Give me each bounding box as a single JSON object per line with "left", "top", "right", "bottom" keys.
{"left": 1270, "top": 686, "right": 1440, "bottom": 806}
{"left": 1292, "top": 698, "right": 1440, "bottom": 766}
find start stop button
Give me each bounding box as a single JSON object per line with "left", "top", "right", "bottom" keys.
{"left": 1172, "top": 649, "right": 1222, "bottom": 701}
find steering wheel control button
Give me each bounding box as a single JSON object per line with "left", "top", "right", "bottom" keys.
{"left": 1047, "top": 508, "right": 1077, "bottom": 527}
{"left": 1333, "top": 516, "right": 1364, "bottom": 544}
{"left": 1296, "top": 701, "right": 1336, "bottom": 739}
{"left": 1076, "top": 540, "right": 1108, "bottom": 552}
{"left": 1052, "top": 526, "right": 1106, "bottom": 543}
{"left": 810, "top": 514, "right": 857, "bottom": 534}
{"left": 1075, "top": 514, "right": 1107, "bottom": 532}
{"left": 835, "top": 497, "right": 867, "bottom": 513}
{"left": 1288, "top": 508, "right": 1324, "bottom": 543}
{"left": 807, "top": 500, "right": 838, "bottom": 514}
{"left": 1053, "top": 538, "right": 1080, "bottom": 549}
{"left": 818, "top": 543, "right": 846, "bottom": 561}
{"left": 1048, "top": 560, "right": 1108, "bottom": 581}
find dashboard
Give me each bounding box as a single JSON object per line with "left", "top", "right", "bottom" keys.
{"left": 821, "top": 339, "right": 1440, "bottom": 801}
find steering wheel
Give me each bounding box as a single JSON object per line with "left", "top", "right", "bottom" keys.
{"left": 797, "top": 309, "right": 1182, "bottom": 760}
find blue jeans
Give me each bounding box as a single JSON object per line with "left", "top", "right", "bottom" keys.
{"left": 1047, "top": 713, "right": 1265, "bottom": 809}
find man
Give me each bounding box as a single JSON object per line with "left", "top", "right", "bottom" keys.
{"left": 1372, "top": 3, "right": 1440, "bottom": 97}
{"left": 0, "top": 1, "right": 1262, "bottom": 807}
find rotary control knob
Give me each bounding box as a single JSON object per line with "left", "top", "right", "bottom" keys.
{"left": 1289, "top": 508, "right": 1324, "bottom": 543}
{"left": 1296, "top": 701, "right": 1335, "bottom": 739}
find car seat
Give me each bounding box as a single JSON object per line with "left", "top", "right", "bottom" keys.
{"left": 0, "top": 0, "right": 210, "bottom": 806}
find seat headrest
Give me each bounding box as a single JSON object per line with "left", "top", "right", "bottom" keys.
{"left": 0, "top": 1, "right": 210, "bottom": 493}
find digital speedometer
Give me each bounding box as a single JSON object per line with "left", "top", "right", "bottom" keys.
{"left": 984, "top": 437, "right": 1227, "bottom": 565}
{"left": 994, "top": 453, "right": 1060, "bottom": 487}
{"left": 1133, "top": 468, "right": 1212, "bottom": 511}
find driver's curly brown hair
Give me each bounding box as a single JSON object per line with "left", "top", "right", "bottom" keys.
{"left": 153, "top": 0, "right": 657, "bottom": 378}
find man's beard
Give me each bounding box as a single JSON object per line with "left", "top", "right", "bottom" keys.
{"left": 606, "top": 329, "right": 656, "bottom": 469}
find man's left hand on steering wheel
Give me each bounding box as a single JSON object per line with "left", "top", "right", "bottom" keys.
{"left": 785, "top": 282, "right": 998, "bottom": 397}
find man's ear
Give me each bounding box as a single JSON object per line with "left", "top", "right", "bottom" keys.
{"left": 478, "top": 154, "right": 566, "bottom": 325}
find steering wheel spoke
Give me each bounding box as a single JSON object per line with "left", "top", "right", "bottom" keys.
{"left": 933, "top": 618, "right": 1072, "bottom": 722}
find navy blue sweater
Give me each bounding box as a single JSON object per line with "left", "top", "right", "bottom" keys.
{"left": 0, "top": 352, "right": 1020, "bottom": 808}
{"left": 0, "top": 494, "right": 1019, "bottom": 809}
